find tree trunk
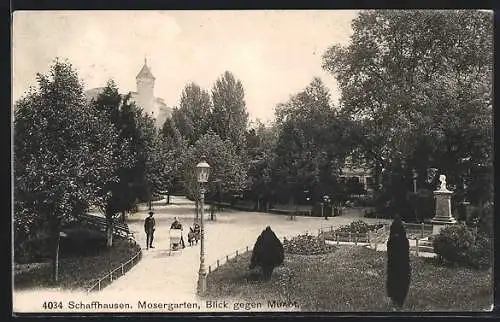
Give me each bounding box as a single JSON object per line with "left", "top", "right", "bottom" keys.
{"left": 121, "top": 210, "right": 126, "bottom": 223}
{"left": 52, "top": 232, "right": 60, "bottom": 284}
{"left": 106, "top": 216, "right": 114, "bottom": 247}
{"left": 210, "top": 204, "right": 215, "bottom": 220}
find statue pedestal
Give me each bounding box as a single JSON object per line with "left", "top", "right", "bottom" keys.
{"left": 431, "top": 189, "right": 456, "bottom": 235}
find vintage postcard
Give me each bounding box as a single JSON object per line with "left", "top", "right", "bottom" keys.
{"left": 12, "top": 9, "right": 494, "bottom": 314}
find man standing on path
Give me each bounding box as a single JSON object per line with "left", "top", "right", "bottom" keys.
{"left": 144, "top": 211, "right": 156, "bottom": 249}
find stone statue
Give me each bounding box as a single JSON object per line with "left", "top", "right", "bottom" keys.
{"left": 438, "top": 174, "right": 447, "bottom": 191}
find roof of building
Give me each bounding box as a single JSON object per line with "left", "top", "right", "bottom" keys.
{"left": 136, "top": 59, "right": 155, "bottom": 80}
{"left": 84, "top": 87, "right": 105, "bottom": 101}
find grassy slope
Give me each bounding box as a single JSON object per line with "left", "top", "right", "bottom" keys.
{"left": 14, "top": 238, "right": 141, "bottom": 290}
{"left": 205, "top": 246, "right": 492, "bottom": 312}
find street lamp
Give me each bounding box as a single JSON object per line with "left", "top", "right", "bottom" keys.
{"left": 323, "top": 195, "right": 331, "bottom": 220}
{"left": 196, "top": 157, "right": 210, "bottom": 295}
{"left": 412, "top": 169, "right": 418, "bottom": 193}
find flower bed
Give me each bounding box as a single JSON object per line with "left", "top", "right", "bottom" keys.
{"left": 321, "top": 220, "right": 385, "bottom": 243}
{"left": 283, "top": 233, "right": 336, "bottom": 255}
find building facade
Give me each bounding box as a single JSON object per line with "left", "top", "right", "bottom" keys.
{"left": 340, "top": 156, "right": 375, "bottom": 194}
{"left": 84, "top": 59, "right": 172, "bottom": 128}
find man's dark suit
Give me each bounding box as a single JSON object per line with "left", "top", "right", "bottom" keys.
{"left": 144, "top": 216, "right": 155, "bottom": 248}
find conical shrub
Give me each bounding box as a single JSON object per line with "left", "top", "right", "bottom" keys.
{"left": 249, "top": 226, "right": 284, "bottom": 280}
{"left": 386, "top": 216, "right": 411, "bottom": 308}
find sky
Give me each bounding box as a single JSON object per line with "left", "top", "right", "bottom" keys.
{"left": 12, "top": 10, "right": 358, "bottom": 123}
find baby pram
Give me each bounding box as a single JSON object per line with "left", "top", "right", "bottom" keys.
{"left": 169, "top": 228, "right": 183, "bottom": 255}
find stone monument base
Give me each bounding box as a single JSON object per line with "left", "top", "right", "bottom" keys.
{"left": 431, "top": 219, "right": 457, "bottom": 235}
{"left": 431, "top": 185, "right": 456, "bottom": 235}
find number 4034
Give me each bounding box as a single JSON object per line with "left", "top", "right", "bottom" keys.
{"left": 43, "top": 301, "right": 63, "bottom": 309}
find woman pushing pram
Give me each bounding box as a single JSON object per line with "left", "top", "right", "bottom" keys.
{"left": 170, "top": 217, "right": 185, "bottom": 249}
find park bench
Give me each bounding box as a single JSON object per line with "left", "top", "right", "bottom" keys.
{"left": 232, "top": 201, "right": 256, "bottom": 211}
{"left": 81, "top": 213, "right": 134, "bottom": 240}
{"left": 268, "top": 205, "right": 312, "bottom": 216}
{"left": 213, "top": 202, "right": 231, "bottom": 212}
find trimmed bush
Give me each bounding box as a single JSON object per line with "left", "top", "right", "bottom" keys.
{"left": 433, "top": 224, "right": 492, "bottom": 269}
{"left": 386, "top": 217, "right": 411, "bottom": 308}
{"left": 283, "top": 233, "right": 335, "bottom": 255}
{"left": 249, "top": 226, "right": 284, "bottom": 280}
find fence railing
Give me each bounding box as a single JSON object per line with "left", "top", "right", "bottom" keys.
{"left": 403, "top": 222, "right": 433, "bottom": 239}
{"left": 205, "top": 221, "right": 435, "bottom": 276}
{"left": 315, "top": 221, "right": 434, "bottom": 255}
{"left": 86, "top": 243, "right": 142, "bottom": 294}
{"left": 207, "top": 245, "right": 254, "bottom": 275}
{"left": 312, "top": 222, "right": 388, "bottom": 249}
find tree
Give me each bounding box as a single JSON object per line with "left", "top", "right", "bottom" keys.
{"left": 182, "top": 131, "right": 248, "bottom": 219}
{"left": 91, "top": 80, "right": 136, "bottom": 247}
{"left": 174, "top": 82, "right": 213, "bottom": 145}
{"left": 114, "top": 93, "right": 168, "bottom": 209}
{"left": 273, "top": 78, "right": 357, "bottom": 204}
{"left": 14, "top": 59, "right": 120, "bottom": 282}
{"left": 249, "top": 226, "right": 284, "bottom": 280}
{"left": 322, "top": 10, "right": 493, "bottom": 204}
{"left": 245, "top": 122, "right": 279, "bottom": 210}
{"left": 386, "top": 216, "right": 410, "bottom": 309}
{"left": 137, "top": 114, "right": 168, "bottom": 209}
{"left": 161, "top": 116, "right": 188, "bottom": 199}
{"left": 211, "top": 71, "right": 249, "bottom": 152}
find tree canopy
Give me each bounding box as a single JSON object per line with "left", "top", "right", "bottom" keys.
{"left": 322, "top": 10, "right": 493, "bottom": 203}
{"left": 211, "top": 71, "right": 249, "bottom": 152}
{"left": 182, "top": 131, "right": 248, "bottom": 200}
{"left": 14, "top": 60, "right": 120, "bottom": 231}
{"left": 272, "top": 77, "right": 358, "bottom": 203}
{"left": 14, "top": 59, "right": 122, "bottom": 278}
{"left": 173, "top": 82, "right": 213, "bottom": 146}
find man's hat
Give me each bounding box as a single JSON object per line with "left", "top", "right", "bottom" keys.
{"left": 148, "top": 211, "right": 154, "bottom": 215}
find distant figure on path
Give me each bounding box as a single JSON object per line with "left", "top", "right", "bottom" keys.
{"left": 144, "top": 211, "right": 156, "bottom": 249}
{"left": 171, "top": 217, "right": 185, "bottom": 248}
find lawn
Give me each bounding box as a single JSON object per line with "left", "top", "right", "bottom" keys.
{"left": 204, "top": 246, "right": 493, "bottom": 312}
{"left": 14, "top": 237, "right": 141, "bottom": 291}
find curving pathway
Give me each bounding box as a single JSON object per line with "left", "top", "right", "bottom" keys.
{"left": 13, "top": 196, "right": 391, "bottom": 313}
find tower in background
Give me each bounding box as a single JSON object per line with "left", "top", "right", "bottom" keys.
{"left": 84, "top": 59, "right": 171, "bottom": 128}
{"left": 136, "top": 58, "right": 156, "bottom": 117}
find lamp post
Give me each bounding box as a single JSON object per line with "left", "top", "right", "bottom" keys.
{"left": 412, "top": 169, "right": 418, "bottom": 193}
{"left": 196, "top": 157, "right": 210, "bottom": 295}
{"left": 323, "top": 195, "right": 331, "bottom": 220}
